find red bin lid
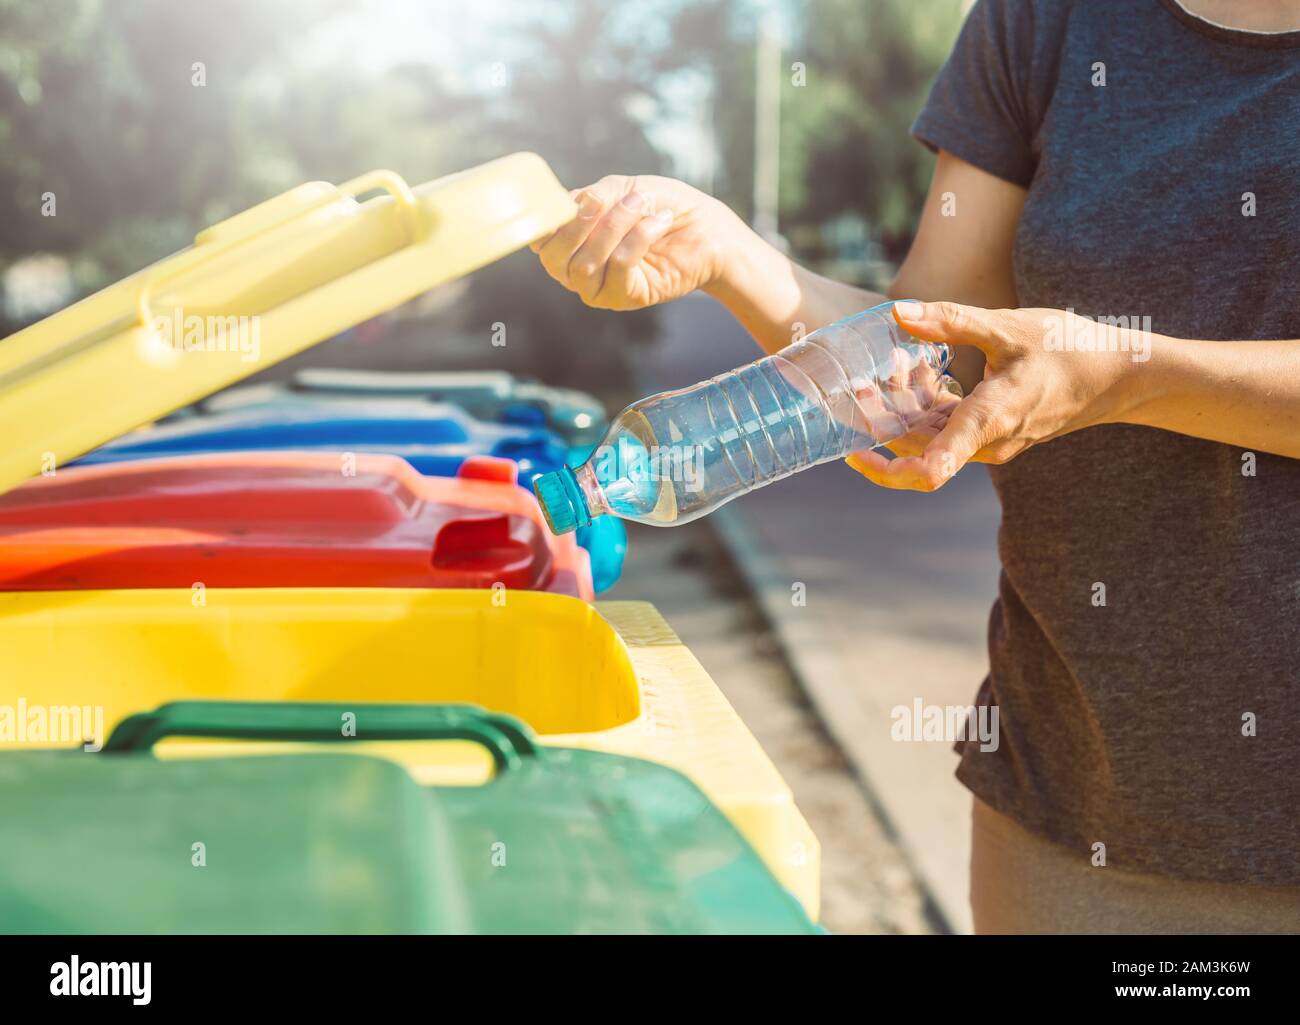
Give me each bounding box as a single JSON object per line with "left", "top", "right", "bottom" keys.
{"left": 0, "top": 452, "right": 592, "bottom": 598}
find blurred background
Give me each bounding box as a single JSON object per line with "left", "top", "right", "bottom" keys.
{"left": 0, "top": 0, "right": 968, "bottom": 376}
{"left": 1, "top": 0, "right": 1002, "bottom": 934}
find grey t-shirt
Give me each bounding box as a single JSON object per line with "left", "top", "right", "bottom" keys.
{"left": 912, "top": 0, "right": 1300, "bottom": 885}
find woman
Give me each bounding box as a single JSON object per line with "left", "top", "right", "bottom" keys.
{"left": 532, "top": 0, "right": 1300, "bottom": 933}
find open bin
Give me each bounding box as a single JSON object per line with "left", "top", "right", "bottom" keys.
{"left": 76, "top": 405, "right": 568, "bottom": 482}
{"left": 0, "top": 588, "right": 820, "bottom": 915}
{"left": 0, "top": 705, "right": 816, "bottom": 934}
{"left": 0, "top": 452, "right": 593, "bottom": 599}
{"left": 73, "top": 406, "right": 629, "bottom": 593}
{"left": 200, "top": 369, "right": 608, "bottom": 449}
{"left": 0, "top": 154, "right": 578, "bottom": 497}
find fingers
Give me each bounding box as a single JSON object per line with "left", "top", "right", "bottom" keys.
{"left": 886, "top": 425, "right": 944, "bottom": 458}
{"left": 851, "top": 379, "right": 908, "bottom": 444}
{"left": 844, "top": 449, "right": 895, "bottom": 486}
{"left": 534, "top": 186, "right": 612, "bottom": 282}
{"left": 846, "top": 389, "right": 1012, "bottom": 491}
{"left": 918, "top": 373, "right": 964, "bottom": 429}
{"left": 845, "top": 302, "right": 1031, "bottom": 492}
{"left": 892, "top": 299, "right": 1008, "bottom": 357}
{"left": 533, "top": 177, "right": 674, "bottom": 306}
{"left": 923, "top": 390, "right": 1012, "bottom": 473}
{"left": 851, "top": 350, "right": 959, "bottom": 449}
{"left": 598, "top": 207, "right": 673, "bottom": 306}
{"left": 567, "top": 190, "right": 660, "bottom": 303}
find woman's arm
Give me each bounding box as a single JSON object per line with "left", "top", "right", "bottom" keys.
{"left": 1114, "top": 335, "right": 1300, "bottom": 458}
{"left": 889, "top": 151, "right": 1023, "bottom": 393}
{"left": 532, "top": 153, "right": 1026, "bottom": 377}
{"left": 705, "top": 152, "right": 1026, "bottom": 374}
{"left": 701, "top": 228, "right": 882, "bottom": 354}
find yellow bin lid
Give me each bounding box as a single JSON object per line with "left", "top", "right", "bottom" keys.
{"left": 0, "top": 153, "right": 576, "bottom": 496}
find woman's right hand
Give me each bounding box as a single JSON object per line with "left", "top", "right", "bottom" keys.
{"left": 531, "top": 175, "right": 746, "bottom": 311}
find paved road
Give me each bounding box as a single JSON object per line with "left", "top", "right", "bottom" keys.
{"left": 630, "top": 294, "right": 1005, "bottom": 932}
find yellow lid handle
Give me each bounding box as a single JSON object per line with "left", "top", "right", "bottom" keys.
{"left": 134, "top": 169, "right": 424, "bottom": 333}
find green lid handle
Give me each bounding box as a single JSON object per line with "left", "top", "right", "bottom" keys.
{"left": 103, "top": 701, "right": 538, "bottom": 772}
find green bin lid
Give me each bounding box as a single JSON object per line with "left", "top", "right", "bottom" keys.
{"left": 1, "top": 702, "right": 818, "bottom": 935}
{"left": 436, "top": 745, "right": 818, "bottom": 935}
{"left": 0, "top": 751, "right": 465, "bottom": 934}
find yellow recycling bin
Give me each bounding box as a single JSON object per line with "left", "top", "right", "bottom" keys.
{"left": 0, "top": 588, "right": 820, "bottom": 915}
{"left": 0, "top": 154, "right": 575, "bottom": 494}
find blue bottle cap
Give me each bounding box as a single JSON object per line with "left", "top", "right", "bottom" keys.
{"left": 533, "top": 466, "right": 590, "bottom": 535}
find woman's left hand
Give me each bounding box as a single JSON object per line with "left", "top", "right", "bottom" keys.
{"left": 847, "top": 301, "right": 1145, "bottom": 491}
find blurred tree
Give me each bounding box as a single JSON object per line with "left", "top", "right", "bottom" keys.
{"left": 472, "top": 0, "right": 668, "bottom": 186}
{"left": 665, "top": 0, "right": 757, "bottom": 219}
{"left": 0, "top": 0, "right": 966, "bottom": 386}
{"left": 0, "top": 0, "right": 695, "bottom": 392}
{"left": 457, "top": 0, "right": 702, "bottom": 387}
{"left": 0, "top": 0, "right": 350, "bottom": 295}
{"left": 234, "top": 62, "right": 483, "bottom": 197}
{"left": 0, "top": 0, "right": 489, "bottom": 335}
{"left": 781, "top": 0, "right": 966, "bottom": 261}
{"left": 664, "top": 0, "right": 964, "bottom": 263}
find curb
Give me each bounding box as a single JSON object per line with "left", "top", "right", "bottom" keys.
{"left": 708, "top": 503, "right": 968, "bottom": 934}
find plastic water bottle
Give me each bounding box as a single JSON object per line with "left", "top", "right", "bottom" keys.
{"left": 533, "top": 301, "right": 961, "bottom": 533}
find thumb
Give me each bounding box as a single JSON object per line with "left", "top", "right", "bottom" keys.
{"left": 892, "top": 300, "right": 1006, "bottom": 357}
{"left": 844, "top": 389, "right": 1009, "bottom": 492}
{"left": 915, "top": 391, "right": 1009, "bottom": 486}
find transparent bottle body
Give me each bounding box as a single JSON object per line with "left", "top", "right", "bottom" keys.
{"left": 564, "top": 302, "right": 960, "bottom": 529}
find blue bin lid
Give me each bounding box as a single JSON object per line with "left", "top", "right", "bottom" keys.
{"left": 77, "top": 407, "right": 567, "bottom": 478}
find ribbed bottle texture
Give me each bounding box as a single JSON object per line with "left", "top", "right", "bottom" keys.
{"left": 535, "top": 301, "right": 961, "bottom": 532}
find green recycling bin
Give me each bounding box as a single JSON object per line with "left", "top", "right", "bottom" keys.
{"left": 1, "top": 703, "right": 819, "bottom": 935}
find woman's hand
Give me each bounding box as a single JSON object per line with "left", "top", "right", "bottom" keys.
{"left": 531, "top": 175, "right": 748, "bottom": 311}
{"left": 847, "top": 302, "right": 1144, "bottom": 491}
